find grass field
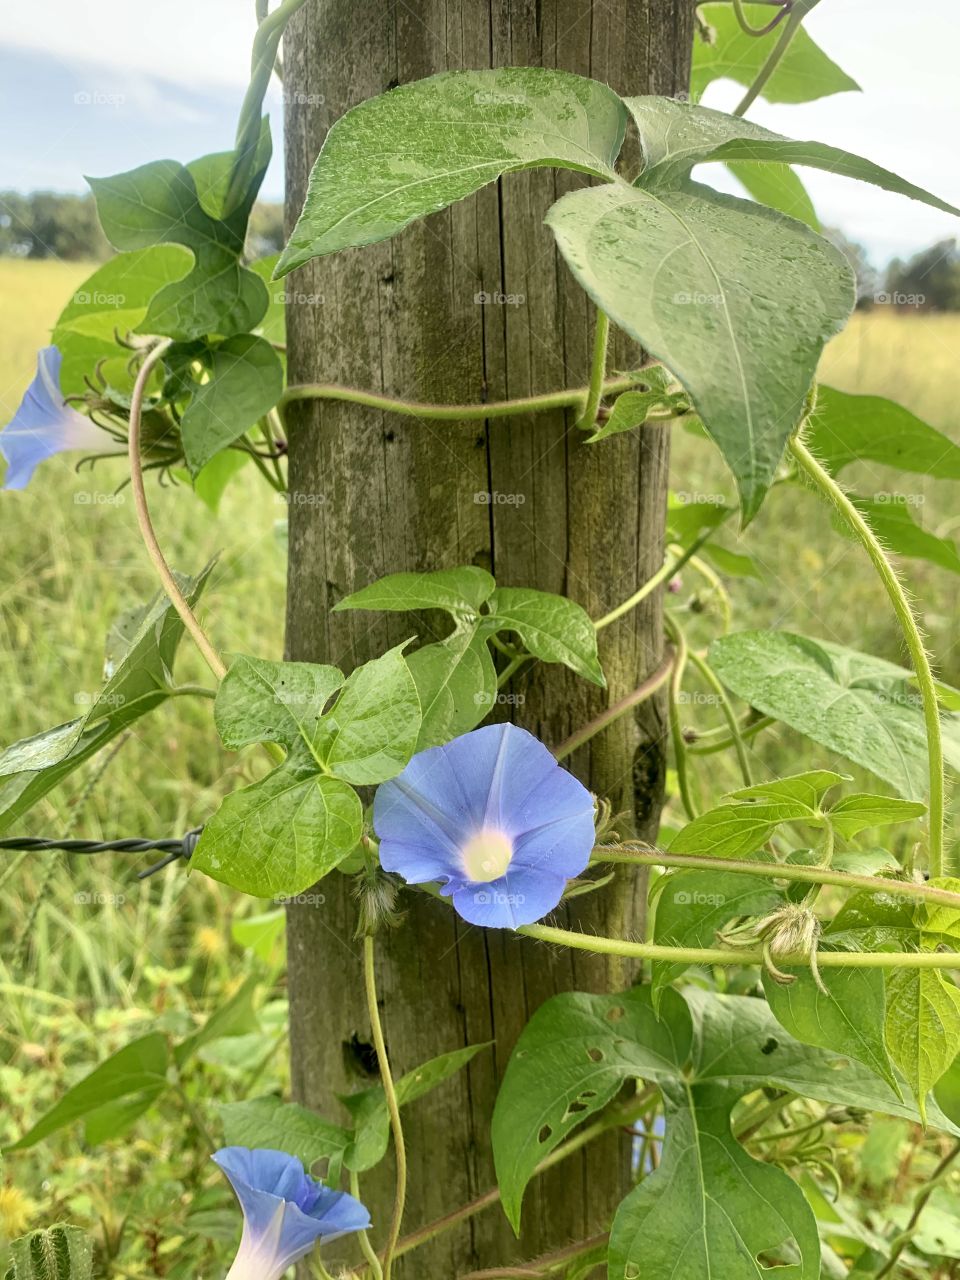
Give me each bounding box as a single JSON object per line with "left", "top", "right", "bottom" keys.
{"left": 1, "top": 258, "right": 959, "bottom": 1260}
{"left": 1, "top": 258, "right": 959, "bottom": 921}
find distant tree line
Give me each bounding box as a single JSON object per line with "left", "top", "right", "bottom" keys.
{"left": 0, "top": 191, "right": 285, "bottom": 263}
{"left": 1, "top": 192, "right": 957, "bottom": 311}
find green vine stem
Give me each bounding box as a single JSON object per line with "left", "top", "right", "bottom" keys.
{"left": 363, "top": 935, "right": 407, "bottom": 1280}
{"left": 553, "top": 651, "right": 675, "bottom": 761}
{"left": 688, "top": 714, "right": 774, "bottom": 755}
{"left": 280, "top": 373, "right": 640, "bottom": 422}
{"left": 351, "top": 1170, "right": 384, "bottom": 1280}
{"left": 789, "top": 432, "right": 947, "bottom": 877}
{"left": 591, "top": 842, "right": 960, "bottom": 909}
{"left": 664, "top": 614, "right": 698, "bottom": 819}
{"left": 520, "top": 922, "right": 960, "bottom": 971}
{"left": 685, "top": 646, "right": 753, "bottom": 785}
{"left": 128, "top": 342, "right": 228, "bottom": 684}
{"left": 594, "top": 526, "right": 717, "bottom": 633}
{"left": 733, "top": 0, "right": 824, "bottom": 116}
{"left": 575, "top": 310, "right": 611, "bottom": 432}
{"left": 874, "top": 1139, "right": 960, "bottom": 1278}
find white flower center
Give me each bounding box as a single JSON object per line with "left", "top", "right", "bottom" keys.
{"left": 461, "top": 828, "right": 513, "bottom": 883}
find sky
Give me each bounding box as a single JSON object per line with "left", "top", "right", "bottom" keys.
{"left": 1, "top": 1, "right": 957, "bottom": 265}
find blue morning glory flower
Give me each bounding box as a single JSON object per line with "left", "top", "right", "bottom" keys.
{"left": 213, "top": 1147, "right": 371, "bottom": 1280}
{"left": 1, "top": 346, "right": 123, "bottom": 489}
{"left": 374, "top": 722, "right": 596, "bottom": 928}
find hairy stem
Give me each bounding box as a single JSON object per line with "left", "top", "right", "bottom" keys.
{"left": 553, "top": 651, "right": 674, "bottom": 761}
{"left": 520, "top": 923, "right": 960, "bottom": 970}
{"left": 789, "top": 433, "right": 946, "bottom": 876}
{"left": 592, "top": 841, "right": 960, "bottom": 908}
{"left": 363, "top": 935, "right": 406, "bottom": 1280}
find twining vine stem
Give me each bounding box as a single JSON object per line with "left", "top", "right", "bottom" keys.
{"left": 363, "top": 935, "right": 407, "bottom": 1280}
{"left": 280, "top": 372, "right": 640, "bottom": 421}
{"left": 127, "top": 341, "right": 227, "bottom": 684}
{"left": 789, "top": 431, "right": 947, "bottom": 877}
{"left": 591, "top": 842, "right": 960, "bottom": 909}
{"left": 575, "top": 310, "right": 611, "bottom": 432}
{"left": 521, "top": 923, "right": 960, "bottom": 970}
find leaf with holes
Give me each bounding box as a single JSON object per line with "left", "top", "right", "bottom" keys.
{"left": 492, "top": 987, "right": 693, "bottom": 1232}
{"left": 608, "top": 1079, "right": 820, "bottom": 1280}
{"left": 277, "top": 68, "right": 627, "bottom": 274}
{"left": 547, "top": 179, "right": 854, "bottom": 521}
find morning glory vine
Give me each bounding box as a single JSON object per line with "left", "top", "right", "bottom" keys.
{"left": 3, "top": 2, "right": 960, "bottom": 1277}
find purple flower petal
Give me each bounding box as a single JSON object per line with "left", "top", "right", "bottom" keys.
{"left": 1, "top": 346, "right": 124, "bottom": 490}
{"left": 213, "top": 1147, "right": 370, "bottom": 1280}
{"left": 374, "top": 723, "right": 595, "bottom": 929}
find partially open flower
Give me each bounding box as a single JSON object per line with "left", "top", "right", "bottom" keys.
{"left": 1, "top": 347, "right": 125, "bottom": 489}
{"left": 373, "top": 722, "right": 596, "bottom": 928}
{"left": 213, "top": 1147, "right": 370, "bottom": 1280}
